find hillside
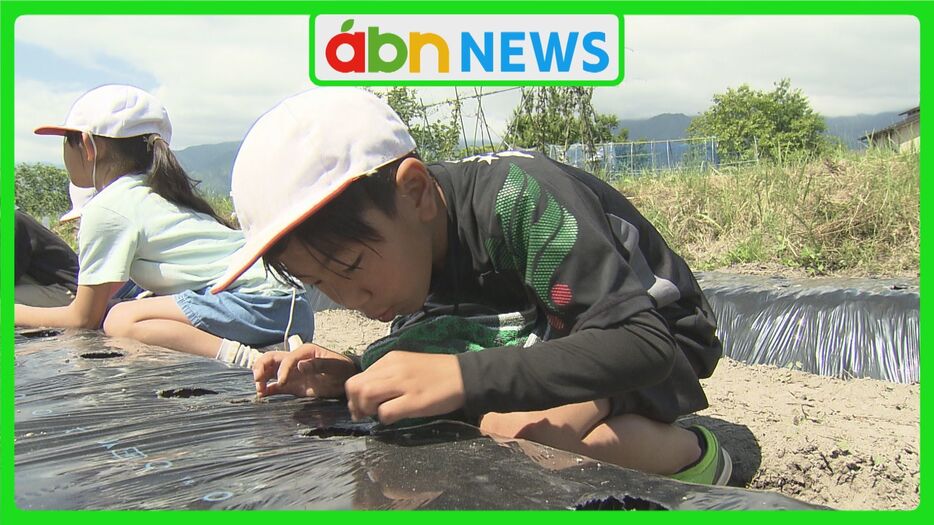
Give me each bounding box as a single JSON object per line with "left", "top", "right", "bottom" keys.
{"left": 615, "top": 111, "right": 901, "bottom": 147}
{"left": 169, "top": 111, "right": 905, "bottom": 186}
{"left": 173, "top": 141, "right": 240, "bottom": 197}
{"left": 823, "top": 112, "right": 902, "bottom": 148}
{"left": 617, "top": 113, "right": 693, "bottom": 141}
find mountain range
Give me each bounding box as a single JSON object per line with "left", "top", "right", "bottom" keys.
{"left": 173, "top": 142, "right": 242, "bottom": 198}
{"left": 175, "top": 111, "right": 905, "bottom": 197}
{"left": 615, "top": 112, "right": 903, "bottom": 147}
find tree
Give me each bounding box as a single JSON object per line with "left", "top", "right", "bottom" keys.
{"left": 596, "top": 113, "right": 629, "bottom": 142}
{"left": 378, "top": 87, "right": 461, "bottom": 163}
{"left": 14, "top": 163, "right": 71, "bottom": 221}
{"left": 687, "top": 79, "right": 830, "bottom": 162}
{"left": 504, "top": 87, "right": 623, "bottom": 161}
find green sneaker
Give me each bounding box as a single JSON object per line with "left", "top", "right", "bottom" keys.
{"left": 670, "top": 425, "right": 733, "bottom": 486}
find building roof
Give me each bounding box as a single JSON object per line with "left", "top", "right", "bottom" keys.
{"left": 860, "top": 106, "right": 920, "bottom": 142}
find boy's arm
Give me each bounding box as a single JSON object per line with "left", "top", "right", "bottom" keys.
{"left": 457, "top": 309, "right": 679, "bottom": 416}
{"left": 341, "top": 310, "right": 678, "bottom": 424}
{"left": 453, "top": 155, "right": 717, "bottom": 416}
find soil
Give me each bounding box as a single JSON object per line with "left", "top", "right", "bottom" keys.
{"left": 312, "top": 309, "right": 920, "bottom": 510}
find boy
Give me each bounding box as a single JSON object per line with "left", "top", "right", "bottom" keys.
{"left": 15, "top": 210, "right": 80, "bottom": 307}
{"left": 213, "top": 88, "right": 730, "bottom": 485}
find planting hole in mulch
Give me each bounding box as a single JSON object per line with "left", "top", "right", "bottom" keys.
{"left": 157, "top": 388, "right": 218, "bottom": 399}
{"left": 80, "top": 351, "right": 124, "bottom": 359}
{"left": 575, "top": 496, "right": 669, "bottom": 511}
{"left": 20, "top": 329, "right": 62, "bottom": 339}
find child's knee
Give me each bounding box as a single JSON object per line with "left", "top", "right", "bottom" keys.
{"left": 480, "top": 412, "right": 556, "bottom": 441}
{"left": 479, "top": 412, "right": 525, "bottom": 438}
{"left": 102, "top": 304, "right": 133, "bottom": 337}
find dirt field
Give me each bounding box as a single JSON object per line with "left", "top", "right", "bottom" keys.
{"left": 313, "top": 309, "right": 920, "bottom": 510}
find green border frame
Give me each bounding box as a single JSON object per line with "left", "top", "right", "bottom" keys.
{"left": 309, "top": 4, "right": 626, "bottom": 86}
{"left": 0, "top": 0, "right": 928, "bottom": 523}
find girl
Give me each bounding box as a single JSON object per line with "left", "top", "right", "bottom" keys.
{"left": 15, "top": 84, "right": 313, "bottom": 367}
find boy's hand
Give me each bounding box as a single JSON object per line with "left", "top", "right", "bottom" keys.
{"left": 252, "top": 344, "right": 358, "bottom": 399}
{"left": 344, "top": 351, "right": 465, "bottom": 424}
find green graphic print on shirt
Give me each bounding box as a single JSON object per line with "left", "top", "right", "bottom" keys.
{"left": 484, "top": 163, "right": 578, "bottom": 321}
{"left": 360, "top": 310, "right": 537, "bottom": 370}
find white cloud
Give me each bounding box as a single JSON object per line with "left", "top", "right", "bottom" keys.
{"left": 14, "top": 78, "right": 88, "bottom": 164}
{"left": 595, "top": 15, "right": 919, "bottom": 118}
{"left": 16, "top": 15, "right": 313, "bottom": 163}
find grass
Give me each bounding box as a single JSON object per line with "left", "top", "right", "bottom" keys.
{"left": 614, "top": 148, "right": 920, "bottom": 277}
{"left": 205, "top": 192, "right": 236, "bottom": 225}
{"left": 44, "top": 148, "right": 920, "bottom": 279}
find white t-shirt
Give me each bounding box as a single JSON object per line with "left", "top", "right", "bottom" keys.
{"left": 77, "top": 174, "right": 288, "bottom": 297}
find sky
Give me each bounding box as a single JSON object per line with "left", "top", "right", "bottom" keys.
{"left": 14, "top": 15, "right": 920, "bottom": 164}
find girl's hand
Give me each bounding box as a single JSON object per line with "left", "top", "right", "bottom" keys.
{"left": 344, "top": 351, "right": 466, "bottom": 424}
{"left": 252, "top": 344, "right": 358, "bottom": 399}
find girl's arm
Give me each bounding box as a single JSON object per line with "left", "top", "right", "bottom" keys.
{"left": 15, "top": 283, "right": 120, "bottom": 329}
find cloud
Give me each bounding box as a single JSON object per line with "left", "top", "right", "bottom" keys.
{"left": 594, "top": 15, "right": 919, "bottom": 118}
{"left": 15, "top": 15, "right": 314, "bottom": 163}
{"left": 14, "top": 78, "right": 89, "bottom": 165}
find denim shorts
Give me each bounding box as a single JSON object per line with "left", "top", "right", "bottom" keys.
{"left": 175, "top": 287, "right": 315, "bottom": 347}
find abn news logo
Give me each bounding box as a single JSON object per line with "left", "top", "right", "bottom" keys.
{"left": 311, "top": 14, "right": 622, "bottom": 84}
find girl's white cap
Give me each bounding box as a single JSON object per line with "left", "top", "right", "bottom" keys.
{"left": 35, "top": 84, "right": 172, "bottom": 144}
{"left": 60, "top": 183, "right": 97, "bottom": 222}
{"left": 211, "top": 87, "right": 416, "bottom": 293}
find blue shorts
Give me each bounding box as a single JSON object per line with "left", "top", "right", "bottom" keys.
{"left": 175, "top": 287, "right": 315, "bottom": 347}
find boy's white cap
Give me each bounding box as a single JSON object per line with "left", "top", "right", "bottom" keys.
{"left": 60, "top": 183, "right": 97, "bottom": 222}
{"left": 211, "top": 87, "right": 416, "bottom": 293}
{"left": 34, "top": 84, "right": 172, "bottom": 144}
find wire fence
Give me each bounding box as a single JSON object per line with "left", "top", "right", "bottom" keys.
{"left": 388, "top": 87, "right": 763, "bottom": 181}
{"left": 546, "top": 136, "right": 760, "bottom": 182}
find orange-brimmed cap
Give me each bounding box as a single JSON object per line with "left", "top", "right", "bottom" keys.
{"left": 59, "top": 183, "right": 97, "bottom": 222}
{"left": 211, "top": 88, "right": 416, "bottom": 293}
{"left": 34, "top": 84, "right": 172, "bottom": 143}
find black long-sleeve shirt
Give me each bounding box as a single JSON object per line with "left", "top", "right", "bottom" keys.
{"left": 15, "top": 210, "right": 79, "bottom": 292}
{"left": 387, "top": 151, "right": 722, "bottom": 419}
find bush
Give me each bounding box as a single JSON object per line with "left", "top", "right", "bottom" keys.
{"left": 616, "top": 149, "right": 919, "bottom": 277}
{"left": 15, "top": 163, "right": 71, "bottom": 221}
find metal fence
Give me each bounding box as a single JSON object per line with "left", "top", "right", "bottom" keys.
{"left": 546, "top": 136, "right": 759, "bottom": 181}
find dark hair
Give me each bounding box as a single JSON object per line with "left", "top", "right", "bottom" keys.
{"left": 66, "top": 131, "right": 228, "bottom": 226}
{"left": 263, "top": 153, "right": 419, "bottom": 287}
{"left": 65, "top": 131, "right": 83, "bottom": 148}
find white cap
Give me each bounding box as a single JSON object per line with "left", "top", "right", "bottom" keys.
{"left": 60, "top": 182, "right": 97, "bottom": 222}
{"left": 35, "top": 84, "right": 172, "bottom": 144}
{"left": 211, "top": 87, "right": 416, "bottom": 293}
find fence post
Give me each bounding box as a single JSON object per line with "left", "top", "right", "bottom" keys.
{"left": 651, "top": 141, "right": 656, "bottom": 172}
{"left": 630, "top": 141, "right": 634, "bottom": 175}
{"left": 603, "top": 142, "right": 613, "bottom": 173}
{"left": 708, "top": 137, "right": 720, "bottom": 169}
{"left": 666, "top": 140, "right": 672, "bottom": 170}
